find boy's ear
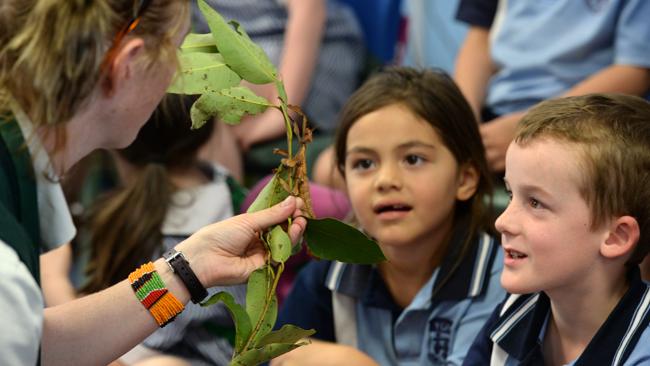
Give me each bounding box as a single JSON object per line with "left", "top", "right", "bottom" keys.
{"left": 601, "top": 215, "right": 640, "bottom": 260}
{"left": 456, "top": 163, "right": 479, "bottom": 201}
{"left": 103, "top": 38, "right": 145, "bottom": 97}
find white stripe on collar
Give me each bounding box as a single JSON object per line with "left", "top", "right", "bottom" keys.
{"left": 326, "top": 261, "right": 346, "bottom": 291}
{"left": 469, "top": 232, "right": 493, "bottom": 297}
{"left": 612, "top": 286, "right": 650, "bottom": 365}
{"left": 491, "top": 293, "right": 541, "bottom": 344}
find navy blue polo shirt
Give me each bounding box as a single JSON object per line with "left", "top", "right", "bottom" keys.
{"left": 463, "top": 268, "right": 650, "bottom": 365}
{"left": 277, "top": 231, "right": 505, "bottom": 365}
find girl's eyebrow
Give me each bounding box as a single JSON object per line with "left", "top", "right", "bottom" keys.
{"left": 396, "top": 141, "right": 437, "bottom": 150}
{"left": 346, "top": 141, "right": 436, "bottom": 156}
{"left": 346, "top": 146, "right": 375, "bottom": 156}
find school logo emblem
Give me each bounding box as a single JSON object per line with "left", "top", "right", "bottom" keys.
{"left": 429, "top": 317, "right": 452, "bottom": 362}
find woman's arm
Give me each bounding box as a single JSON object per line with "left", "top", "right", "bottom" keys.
{"left": 41, "top": 196, "right": 306, "bottom": 366}
{"left": 40, "top": 242, "right": 77, "bottom": 306}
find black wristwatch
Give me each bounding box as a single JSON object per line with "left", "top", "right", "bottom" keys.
{"left": 163, "top": 248, "right": 208, "bottom": 304}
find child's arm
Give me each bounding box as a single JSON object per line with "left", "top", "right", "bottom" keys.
{"left": 561, "top": 65, "right": 650, "bottom": 98}
{"left": 480, "top": 65, "right": 650, "bottom": 172}
{"left": 270, "top": 340, "right": 379, "bottom": 366}
{"left": 454, "top": 26, "right": 496, "bottom": 122}
{"left": 40, "top": 242, "right": 77, "bottom": 307}
{"left": 232, "top": 0, "right": 327, "bottom": 151}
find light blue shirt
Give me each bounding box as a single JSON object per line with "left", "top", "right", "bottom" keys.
{"left": 402, "top": 0, "right": 468, "bottom": 74}
{"left": 487, "top": 0, "right": 650, "bottom": 115}
{"left": 328, "top": 232, "right": 505, "bottom": 366}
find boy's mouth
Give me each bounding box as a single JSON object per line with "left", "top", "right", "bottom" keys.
{"left": 505, "top": 248, "right": 527, "bottom": 259}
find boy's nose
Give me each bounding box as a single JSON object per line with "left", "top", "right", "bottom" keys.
{"left": 495, "top": 201, "right": 517, "bottom": 235}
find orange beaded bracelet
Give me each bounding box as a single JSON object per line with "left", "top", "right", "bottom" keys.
{"left": 129, "top": 262, "right": 184, "bottom": 327}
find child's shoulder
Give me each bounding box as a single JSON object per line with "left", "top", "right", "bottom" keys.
{"left": 436, "top": 231, "right": 503, "bottom": 302}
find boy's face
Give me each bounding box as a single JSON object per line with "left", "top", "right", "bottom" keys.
{"left": 497, "top": 138, "right": 609, "bottom": 296}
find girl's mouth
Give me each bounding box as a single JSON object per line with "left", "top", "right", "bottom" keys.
{"left": 374, "top": 204, "right": 412, "bottom": 214}
{"left": 373, "top": 203, "right": 412, "bottom": 220}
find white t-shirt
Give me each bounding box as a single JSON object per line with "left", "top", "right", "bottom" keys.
{"left": 0, "top": 111, "right": 75, "bottom": 365}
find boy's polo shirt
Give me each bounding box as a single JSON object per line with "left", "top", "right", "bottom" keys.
{"left": 463, "top": 269, "right": 650, "bottom": 365}
{"left": 277, "top": 231, "right": 505, "bottom": 365}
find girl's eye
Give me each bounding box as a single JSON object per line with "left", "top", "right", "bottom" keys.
{"left": 404, "top": 154, "right": 424, "bottom": 166}
{"left": 351, "top": 158, "right": 374, "bottom": 171}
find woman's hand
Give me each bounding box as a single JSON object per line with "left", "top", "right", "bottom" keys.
{"left": 175, "top": 196, "right": 306, "bottom": 286}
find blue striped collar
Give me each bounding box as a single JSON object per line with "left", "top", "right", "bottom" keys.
{"left": 325, "top": 227, "right": 499, "bottom": 307}
{"left": 490, "top": 268, "right": 650, "bottom": 365}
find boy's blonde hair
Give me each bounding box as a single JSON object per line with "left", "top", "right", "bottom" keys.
{"left": 516, "top": 94, "right": 650, "bottom": 265}
{"left": 0, "top": 0, "right": 189, "bottom": 128}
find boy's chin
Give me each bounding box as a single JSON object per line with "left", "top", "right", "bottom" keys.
{"left": 500, "top": 274, "right": 538, "bottom": 295}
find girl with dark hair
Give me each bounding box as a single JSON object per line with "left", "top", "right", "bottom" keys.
{"left": 273, "top": 67, "right": 505, "bottom": 366}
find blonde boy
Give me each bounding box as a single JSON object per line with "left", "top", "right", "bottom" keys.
{"left": 463, "top": 94, "right": 650, "bottom": 365}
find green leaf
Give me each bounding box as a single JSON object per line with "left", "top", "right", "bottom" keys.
{"left": 256, "top": 324, "right": 315, "bottom": 347}
{"left": 246, "top": 266, "right": 278, "bottom": 345}
{"left": 268, "top": 225, "right": 291, "bottom": 263}
{"left": 246, "top": 172, "right": 290, "bottom": 213}
{"left": 167, "top": 52, "right": 241, "bottom": 95}
{"left": 304, "top": 218, "right": 386, "bottom": 264}
{"left": 190, "top": 86, "right": 271, "bottom": 129}
{"left": 180, "top": 33, "right": 219, "bottom": 53}
{"left": 230, "top": 342, "right": 307, "bottom": 366}
{"left": 201, "top": 291, "right": 252, "bottom": 354}
{"left": 198, "top": 0, "right": 278, "bottom": 84}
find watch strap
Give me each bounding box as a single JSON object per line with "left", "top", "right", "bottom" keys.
{"left": 163, "top": 248, "right": 208, "bottom": 304}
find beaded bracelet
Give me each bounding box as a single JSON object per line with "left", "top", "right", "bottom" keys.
{"left": 128, "top": 262, "right": 184, "bottom": 327}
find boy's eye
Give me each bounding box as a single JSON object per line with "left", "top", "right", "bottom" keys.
{"left": 404, "top": 154, "right": 424, "bottom": 166}
{"left": 351, "top": 158, "right": 374, "bottom": 171}
{"left": 528, "top": 198, "right": 542, "bottom": 209}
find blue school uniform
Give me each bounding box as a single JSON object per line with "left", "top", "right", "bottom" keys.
{"left": 457, "top": 0, "right": 650, "bottom": 116}
{"left": 277, "top": 230, "right": 505, "bottom": 365}
{"left": 463, "top": 268, "right": 650, "bottom": 366}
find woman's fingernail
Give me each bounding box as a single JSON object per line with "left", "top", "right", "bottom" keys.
{"left": 281, "top": 196, "right": 294, "bottom": 207}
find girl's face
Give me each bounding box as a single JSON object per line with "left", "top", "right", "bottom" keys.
{"left": 344, "top": 104, "right": 478, "bottom": 250}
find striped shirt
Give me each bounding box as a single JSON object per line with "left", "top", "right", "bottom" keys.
{"left": 277, "top": 229, "right": 505, "bottom": 365}
{"left": 463, "top": 268, "right": 650, "bottom": 366}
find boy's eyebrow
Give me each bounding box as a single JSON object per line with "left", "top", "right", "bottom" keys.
{"left": 515, "top": 182, "right": 554, "bottom": 199}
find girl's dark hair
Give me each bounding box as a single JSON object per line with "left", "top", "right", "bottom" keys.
{"left": 82, "top": 94, "right": 214, "bottom": 293}
{"left": 334, "top": 67, "right": 495, "bottom": 286}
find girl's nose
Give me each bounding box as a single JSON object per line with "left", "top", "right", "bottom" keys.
{"left": 374, "top": 163, "right": 402, "bottom": 191}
